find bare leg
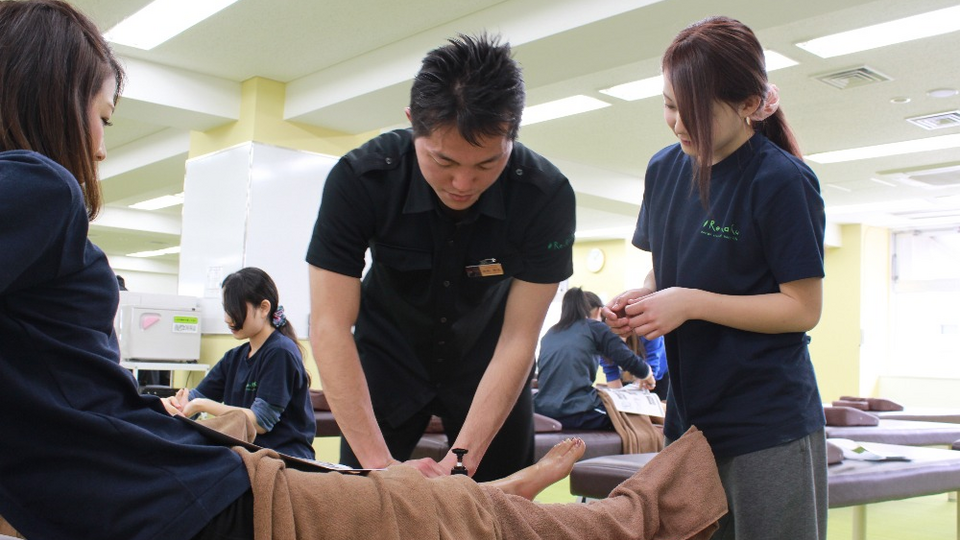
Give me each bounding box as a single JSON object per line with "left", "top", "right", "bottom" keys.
{"left": 484, "top": 437, "right": 585, "bottom": 500}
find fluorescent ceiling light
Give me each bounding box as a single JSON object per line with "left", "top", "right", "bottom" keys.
{"left": 104, "top": 0, "right": 240, "bottom": 50}
{"left": 763, "top": 50, "right": 799, "bottom": 71}
{"left": 806, "top": 133, "right": 960, "bottom": 164}
{"left": 795, "top": 5, "right": 960, "bottom": 58}
{"left": 127, "top": 246, "right": 181, "bottom": 258}
{"left": 600, "top": 75, "right": 664, "bottom": 102}
{"left": 600, "top": 50, "right": 797, "bottom": 102}
{"left": 522, "top": 95, "right": 610, "bottom": 126}
{"left": 869, "top": 177, "right": 898, "bottom": 187}
{"left": 129, "top": 192, "right": 184, "bottom": 211}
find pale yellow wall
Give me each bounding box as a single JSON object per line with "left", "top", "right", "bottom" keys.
{"left": 808, "top": 224, "right": 863, "bottom": 402}
{"left": 858, "top": 226, "right": 890, "bottom": 397}
{"left": 189, "top": 77, "right": 377, "bottom": 159}
{"left": 569, "top": 237, "right": 654, "bottom": 300}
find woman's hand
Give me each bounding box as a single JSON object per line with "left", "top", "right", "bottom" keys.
{"left": 602, "top": 288, "right": 653, "bottom": 336}
{"left": 639, "top": 371, "right": 656, "bottom": 391}
{"left": 160, "top": 388, "right": 191, "bottom": 416}
{"left": 159, "top": 396, "right": 181, "bottom": 416}
{"left": 621, "top": 286, "right": 698, "bottom": 340}
{"left": 181, "top": 397, "right": 213, "bottom": 418}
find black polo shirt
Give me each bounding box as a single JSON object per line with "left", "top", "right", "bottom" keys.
{"left": 307, "top": 129, "right": 575, "bottom": 427}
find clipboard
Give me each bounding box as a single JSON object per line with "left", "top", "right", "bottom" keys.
{"left": 176, "top": 415, "right": 378, "bottom": 475}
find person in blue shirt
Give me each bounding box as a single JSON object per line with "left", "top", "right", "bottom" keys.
{"left": 592, "top": 289, "right": 667, "bottom": 398}
{"left": 600, "top": 332, "right": 668, "bottom": 400}
{"left": 163, "top": 267, "right": 317, "bottom": 459}
{"left": 0, "top": 3, "right": 729, "bottom": 538}
{"left": 535, "top": 288, "right": 654, "bottom": 430}
{"left": 604, "top": 16, "right": 827, "bottom": 540}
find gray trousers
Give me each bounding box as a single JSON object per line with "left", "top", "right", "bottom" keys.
{"left": 710, "top": 430, "right": 828, "bottom": 540}
{"left": 667, "top": 429, "right": 827, "bottom": 540}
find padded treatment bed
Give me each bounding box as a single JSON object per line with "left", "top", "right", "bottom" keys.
{"left": 410, "top": 415, "right": 627, "bottom": 462}
{"left": 568, "top": 442, "right": 960, "bottom": 540}
{"left": 824, "top": 419, "right": 960, "bottom": 446}
{"left": 876, "top": 407, "right": 960, "bottom": 424}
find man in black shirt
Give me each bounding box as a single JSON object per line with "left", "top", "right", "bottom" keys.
{"left": 306, "top": 34, "right": 576, "bottom": 481}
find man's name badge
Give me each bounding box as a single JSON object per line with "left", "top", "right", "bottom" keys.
{"left": 465, "top": 258, "right": 504, "bottom": 278}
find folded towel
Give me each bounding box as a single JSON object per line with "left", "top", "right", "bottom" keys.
{"left": 598, "top": 390, "right": 664, "bottom": 454}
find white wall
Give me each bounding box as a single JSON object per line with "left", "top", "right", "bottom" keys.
{"left": 114, "top": 269, "right": 178, "bottom": 294}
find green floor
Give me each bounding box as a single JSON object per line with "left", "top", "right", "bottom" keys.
{"left": 314, "top": 437, "right": 957, "bottom": 538}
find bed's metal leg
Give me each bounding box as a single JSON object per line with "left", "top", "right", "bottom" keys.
{"left": 852, "top": 505, "right": 867, "bottom": 540}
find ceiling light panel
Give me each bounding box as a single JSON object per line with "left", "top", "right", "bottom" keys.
{"left": 600, "top": 50, "right": 797, "bottom": 102}
{"left": 807, "top": 133, "right": 960, "bottom": 164}
{"left": 104, "top": 0, "right": 241, "bottom": 50}
{"left": 521, "top": 95, "right": 610, "bottom": 126}
{"left": 796, "top": 5, "right": 960, "bottom": 58}
{"left": 126, "top": 246, "right": 181, "bottom": 258}
{"left": 129, "top": 193, "right": 185, "bottom": 211}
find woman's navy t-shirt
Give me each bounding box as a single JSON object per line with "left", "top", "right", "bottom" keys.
{"left": 0, "top": 151, "right": 250, "bottom": 540}
{"left": 634, "top": 133, "right": 826, "bottom": 458}
{"left": 195, "top": 331, "right": 316, "bottom": 459}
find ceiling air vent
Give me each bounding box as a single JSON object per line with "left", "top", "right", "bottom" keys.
{"left": 907, "top": 168, "right": 960, "bottom": 187}
{"left": 815, "top": 66, "right": 892, "bottom": 90}
{"left": 906, "top": 110, "right": 960, "bottom": 131}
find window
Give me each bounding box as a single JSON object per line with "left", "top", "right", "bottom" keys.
{"left": 890, "top": 228, "right": 960, "bottom": 377}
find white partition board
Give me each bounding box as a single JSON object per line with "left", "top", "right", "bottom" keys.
{"left": 179, "top": 142, "right": 338, "bottom": 334}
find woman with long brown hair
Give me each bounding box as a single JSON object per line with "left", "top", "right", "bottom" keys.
{"left": 606, "top": 16, "right": 827, "bottom": 540}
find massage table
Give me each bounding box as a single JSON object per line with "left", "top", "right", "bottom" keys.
{"left": 411, "top": 416, "right": 626, "bottom": 462}
{"left": 824, "top": 419, "right": 960, "bottom": 446}
{"left": 569, "top": 442, "right": 960, "bottom": 540}
{"left": 876, "top": 407, "right": 960, "bottom": 424}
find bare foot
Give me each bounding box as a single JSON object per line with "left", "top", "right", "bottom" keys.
{"left": 485, "top": 438, "right": 586, "bottom": 500}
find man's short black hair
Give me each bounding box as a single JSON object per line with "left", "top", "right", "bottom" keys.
{"left": 409, "top": 33, "right": 525, "bottom": 145}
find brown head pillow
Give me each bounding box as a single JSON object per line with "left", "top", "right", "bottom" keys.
{"left": 824, "top": 406, "right": 879, "bottom": 426}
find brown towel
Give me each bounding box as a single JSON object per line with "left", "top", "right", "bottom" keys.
{"left": 198, "top": 410, "right": 259, "bottom": 442}
{"left": 0, "top": 516, "right": 23, "bottom": 538}
{"left": 598, "top": 390, "right": 665, "bottom": 454}
{"left": 235, "top": 426, "right": 725, "bottom": 540}
{"left": 482, "top": 427, "right": 725, "bottom": 540}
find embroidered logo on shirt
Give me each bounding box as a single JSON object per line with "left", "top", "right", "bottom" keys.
{"left": 245, "top": 381, "right": 258, "bottom": 392}
{"left": 546, "top": 234, "right": 575, "bottom": 250}
{"left": 700, "top": 220, "right": 740, "bottom": 241}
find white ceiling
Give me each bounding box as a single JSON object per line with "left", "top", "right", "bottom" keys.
{"left": 73, "top": 0, "right": 960, "bottom": 274}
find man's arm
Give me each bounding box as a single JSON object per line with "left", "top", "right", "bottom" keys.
{"left": 442, "top": 279, "right": 558, "bottom": 475}
{"left": 308, "top": 265, "right": 396, "bottom": 469}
